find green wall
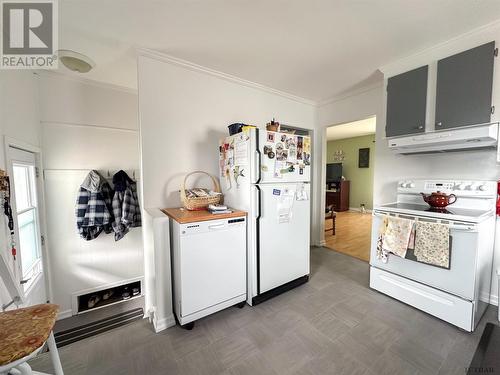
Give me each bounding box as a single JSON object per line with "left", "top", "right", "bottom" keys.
{"left": 326, "top": 134, "right": 375, "bottom": 210}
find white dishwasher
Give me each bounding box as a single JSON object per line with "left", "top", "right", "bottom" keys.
{"left": 167, "top": 209, "right": 247, "bottom": 329}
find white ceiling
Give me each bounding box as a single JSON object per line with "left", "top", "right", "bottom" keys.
{"left": 327, "top": 117, "right": 376, "bottom": 141}
{"left": 58, "top": 0, "right": 500, "bottom": 101}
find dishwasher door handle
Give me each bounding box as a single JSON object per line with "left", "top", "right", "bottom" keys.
{"left": 208, "top": 223, "right": 226, "bottom": 230}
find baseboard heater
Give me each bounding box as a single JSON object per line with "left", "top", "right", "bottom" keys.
{"left": 74, "top": 279, "right": 143, "bottom": 315}
{"left": 54, "top": 308, "right": 144, "bottom": 347}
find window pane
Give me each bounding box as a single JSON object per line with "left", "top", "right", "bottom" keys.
{"left": 18, "top": 210, "right": 40, "bottom": 276}
{"left": 13, "top": 165, "right": 30, "bottom": 211}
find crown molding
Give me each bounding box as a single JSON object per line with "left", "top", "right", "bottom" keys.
{"left": 34, "top": 70, "right": 137, "bottom": 95}
{"left": 136, "top": 48, "right": 317, "bottom": 107}
{"left": 317, "top": 82, "right": 383, "bottom": 107}
{"left": 380, "top": 17, "right": 500, "bottom": 77}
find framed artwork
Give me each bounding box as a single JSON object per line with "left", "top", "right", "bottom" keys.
{"left": 358, "top": 148, "right": 370, "bottom": 168}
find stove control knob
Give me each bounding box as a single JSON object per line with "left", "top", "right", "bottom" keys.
{"left": 456, "top": 183, "right": 467, "bottom": 190}
{"left": 478, "top": 185, "right": 488, "bottom": 191}
{"left": 408, "top": 182, "right": 415, "bottom": 188}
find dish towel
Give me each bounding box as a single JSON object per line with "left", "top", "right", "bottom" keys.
{"left": 377, "top": 216, "right": 414, "bottom": 263}
{"left": 413, "top": 221, "right": 450, "bottom": 268}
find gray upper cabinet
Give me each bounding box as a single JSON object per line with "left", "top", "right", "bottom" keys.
{"left": 386, "top": 65, "right": 428, "bottom": 137}
{"left": 435, "top": 41, "right": 495, "bottom": 130}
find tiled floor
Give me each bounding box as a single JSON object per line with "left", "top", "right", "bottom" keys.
{"left": 325, "top": 211, "right": 372, "bottom": 262}
{"left": 31, "top": 247, "right": 498, "bottom": 375}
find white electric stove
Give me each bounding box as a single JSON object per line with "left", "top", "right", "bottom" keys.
{"left": 370, "top": 179, "right": 496, "bottom": 332}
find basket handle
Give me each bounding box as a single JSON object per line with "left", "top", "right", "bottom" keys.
{"left": 181, "top": 171, "right": 221, "bottom": 197}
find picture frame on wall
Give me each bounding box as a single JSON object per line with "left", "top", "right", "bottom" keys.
{"left": 358, "top": 148, "right": 370, "bottom": 168}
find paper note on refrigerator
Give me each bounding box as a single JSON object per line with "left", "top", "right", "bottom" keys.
{"left": 296, "top": 183, "right": 308, "bottom": 201}
{"left": 274, "top": 161, "right": 285, "bottom": 178}
{"left": 277, "top": 189, "right": 295, "bottom": 223}
{"left": 234, "top": 141, "right": 248, "bottom": 166}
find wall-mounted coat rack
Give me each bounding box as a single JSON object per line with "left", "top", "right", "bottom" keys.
{"left": 43, "top": 169, "right": 140, "bottom": 182}
{"left": 104, "top": 169, "right": 138, "bottom": 181}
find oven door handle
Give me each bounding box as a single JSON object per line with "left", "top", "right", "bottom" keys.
{"left": 373, "top": 212, "right": 478, "bottom": 232}
{"left": 448, "top": 225, "right": 478, "bottom": 232}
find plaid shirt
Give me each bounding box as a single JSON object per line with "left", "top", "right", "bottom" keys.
{"left": 112, "top": 170, "right": 141, "bottom": 241}
{"left": 75, "top": 171, "right": 114, "bottom": 241}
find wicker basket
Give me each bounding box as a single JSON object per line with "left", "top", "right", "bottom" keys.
{"left": 180, "top": 171, "right": 222, "bottom": 210}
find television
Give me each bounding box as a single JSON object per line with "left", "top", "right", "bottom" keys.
{"left": 326, "top": 163, "right": 342, "bottom": 182}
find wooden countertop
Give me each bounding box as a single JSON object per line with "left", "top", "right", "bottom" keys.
{"left": 161, "top": 207, "right": 247, "bottom": 224}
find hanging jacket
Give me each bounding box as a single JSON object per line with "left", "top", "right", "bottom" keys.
{"left": 111, "top": 170, "right": 141, "bottom": 241}
{"left": 75, "top": 170, "right": 114, "bottom": 240}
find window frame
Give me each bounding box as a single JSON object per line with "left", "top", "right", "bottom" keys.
{"left": 4, "top": 136, "right": 52, "bottom": 305}
{"left": 12, "top": 162, "right": 42, "bottom": 291}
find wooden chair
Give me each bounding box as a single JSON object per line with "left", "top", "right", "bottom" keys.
{"left": 0, "top": 304, "right": 63, "bottom": 375}
{"left": 325, "top": 204, "right": 336, "bottom": 235}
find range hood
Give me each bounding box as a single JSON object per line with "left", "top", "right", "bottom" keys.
{"left": 388, "top": 123, "right": 499, "bottom": 155}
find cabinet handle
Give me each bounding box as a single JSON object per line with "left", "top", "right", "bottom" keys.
{"left": 436, "top": 122, "right": 443, "bottom": 127}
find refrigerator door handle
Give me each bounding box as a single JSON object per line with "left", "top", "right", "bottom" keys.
{"left": 254, "top": 128, "right": 261, "bottom": 184}
{"left": 254, "top": 185, "right": 261, "bottom": 219}
{"left": 255, "top": 185, "right": 261, "bottom": 294}
{"left": 254, "top": 150, "right": 261, "bottom": 184}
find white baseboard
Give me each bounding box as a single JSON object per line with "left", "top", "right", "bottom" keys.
{"left": 313, "top": 240, "right": 326, "bottom": 247}
{"left": 153, "top": 314, "right": 176, "bottom": 333}
{"left": 480, "top": 291, "right": 498, "bottom": 306}
{"left": 57, "top": 309, "right": 73, "bottom": 320}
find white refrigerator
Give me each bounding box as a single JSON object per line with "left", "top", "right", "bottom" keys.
{"left": 219, "top": 128, "right": 311, "bottom": 305}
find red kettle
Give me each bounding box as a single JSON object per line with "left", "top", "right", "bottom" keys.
{"left": 420, "top": 191, "right": 457, "bottom": 208}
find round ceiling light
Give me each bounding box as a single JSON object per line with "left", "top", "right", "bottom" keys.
{"left": 57, "top": 50, "right": 95, "bottom": 73}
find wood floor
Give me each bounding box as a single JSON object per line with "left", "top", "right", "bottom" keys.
{"left": 325, "top": 210, "right": 372, "bottom": 262}
{"left": 30, "top": 247, "right": 498, "bottom": 375}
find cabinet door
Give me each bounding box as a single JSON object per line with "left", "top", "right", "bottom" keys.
{"left": 435, "top": 41, "right": 495, "bottom": 130}
{"left": 386, "top": 65, "right": 428, "bottom": 137}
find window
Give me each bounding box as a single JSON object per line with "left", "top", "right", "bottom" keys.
{"left": 12, "top": 163, "right": 42, "bottom": 291}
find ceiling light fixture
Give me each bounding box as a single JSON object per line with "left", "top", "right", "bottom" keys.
{"left": 57, "top": 49, "right": 95, "bottom": 73}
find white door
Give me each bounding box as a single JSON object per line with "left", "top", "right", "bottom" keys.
{"left": 370, "top": 211, "right": 480, "bottom": 300}
{"left": 258, "top": 183, "right": 310, "bottom": 293}
{"left": 8, "top": 146, "right": 47, "bottom": 306}
{"left": 179, "top": 219, "right": 247, "bottom": 317}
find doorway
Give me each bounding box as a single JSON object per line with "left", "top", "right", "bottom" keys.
{"left": 323, "top": 116, "right": 376, "bottom": 262}
{"left": 5, "top": 141, "right": 49, "bottom": 306}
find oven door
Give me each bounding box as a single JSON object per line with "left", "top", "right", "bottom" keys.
{"left": 370, "top": 210, "right": 479, "bottom": 300}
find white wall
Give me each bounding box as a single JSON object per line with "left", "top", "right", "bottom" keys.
{"left": 0, "top": 71, "right": 41, "bottom": 307}
{"left": 318, "top": 86, "right": 430, "bottom": 210}
{"left": 38, "top": 73, "right": 143, "bottom": 317}
{"left": 137, "top": 52, "right": 317, "bottom": 326}
{"left": 138, "top": 53, "right": 317, "bottom": 209}
{"left": 318, "top": 86, "right": 429, "bottom": 247}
